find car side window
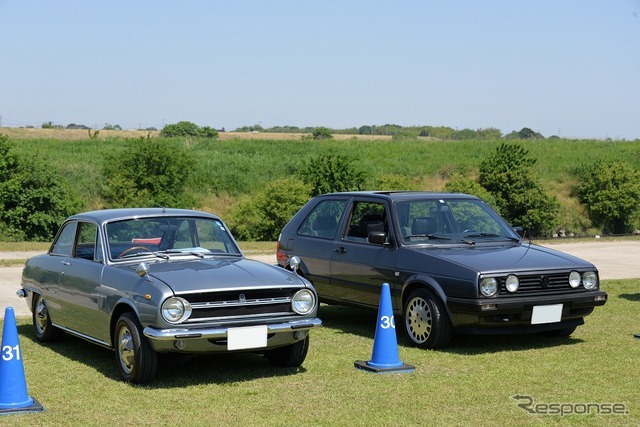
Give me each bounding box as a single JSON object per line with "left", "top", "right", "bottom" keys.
{"left": 343, "top": 201, "right": 388, "bottom": 244}
{"left": 50, "top": 221, "right": 77, "bottom": 257}
{"left": 76, "top": 222, "right": 100, "bottom": 262}
{"left": 297, "top": 200, "right": 347, "bottom": 239}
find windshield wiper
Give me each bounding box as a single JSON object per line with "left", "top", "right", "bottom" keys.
{"left": 461, "top": 232, "right": 520, "bottom": 243}
{"left": 118, "top": 251, "right": 169, "bottom": 260}
{"left": 405, "top": 234, "right": 451, "bottom": 241}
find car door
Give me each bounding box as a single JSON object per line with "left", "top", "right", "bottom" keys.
{"left": 40, "top": 220, "right": 78, "bottom": 325}
{"left": 288, "top": 198, "right": 349, "bottom": 299}
{"left": 330, "top": 199, "right": 398, "bottom": 308}
{"left": 56, "top": 221, "right": 110, "bottom": 343}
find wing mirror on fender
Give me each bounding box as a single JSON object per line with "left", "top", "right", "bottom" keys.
{"left": 288, "top": 256, "right": 301, "bottom": 274}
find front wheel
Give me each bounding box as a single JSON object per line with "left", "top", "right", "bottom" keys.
{"left": 403, "top": 288, "right": 452, "bottom": 349}
{"left": 32, "top": 293, "right": 62, "bottom": 342}
{"left": 265, "top": 336, "right": 309, "bottom": 367}
{"left": 114, "top": 313, "right": 158, "bottom": 384}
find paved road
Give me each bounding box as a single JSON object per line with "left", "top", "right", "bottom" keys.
{"left": 2, "top": 241, "right": 639, "bottom": 320}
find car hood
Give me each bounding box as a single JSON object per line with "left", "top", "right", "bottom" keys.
{"left": 404, "top": 242, "right": 596, "bottom": 274}
{"left": 140, "top": 256, "right": 307, "bottom": 293}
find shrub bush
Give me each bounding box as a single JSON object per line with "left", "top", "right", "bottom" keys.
{"left": 0, "top": 135, "right": 81, "bottom": 241}
{"left": 101, "top": 138, "right": 196, "bottom": 208}
{"left": 312, "top": 127, "right": 333, "bottom": 140}
{"left": 229, "top": 178, "right": 312, "bottom": 241}
{"left": 479, "top": 143, "right": 558, "bottom": 236}
{"left": 575, "top": 161, "right": 640, "bottom": 234}
{"left": 298, "top": 153, "right": 367, "bottom": 197}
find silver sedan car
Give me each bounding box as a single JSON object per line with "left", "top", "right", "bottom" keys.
{"left": 19, "top": 208, "right": 321, "bottom": 384}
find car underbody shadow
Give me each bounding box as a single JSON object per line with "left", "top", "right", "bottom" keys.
{"left": 17, "top": 324, "right": 307, "bottom": 388}
{"left": 317, "top": 303, "right": 585, "bottom": 356}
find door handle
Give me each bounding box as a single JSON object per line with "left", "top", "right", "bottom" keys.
{"left": 334, "top": 247, "right": 347, "bottom": 255}
{"left": 61, "top": 261, "right": 70, "bottom": 266}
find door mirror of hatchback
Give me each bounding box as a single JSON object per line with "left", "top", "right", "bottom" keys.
{"left": 368, "top": 231, "right": 388, "bottom": 245}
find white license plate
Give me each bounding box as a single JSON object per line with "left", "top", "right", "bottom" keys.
{"left": 531, "top": 304, "right": 563, "bottom": 324}
{"left": 227, "top": 325, "right": 268, "bottom": 350}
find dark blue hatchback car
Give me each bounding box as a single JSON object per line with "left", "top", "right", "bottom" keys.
{"left": 277, "top": 191, "right": 607, "bottom": 349}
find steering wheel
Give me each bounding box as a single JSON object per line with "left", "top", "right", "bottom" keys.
{"left": 463, "top": 229, "right": 478, "bottom": 233}
{"left": 117, "top": 246, "right": 152, "bottom": 258}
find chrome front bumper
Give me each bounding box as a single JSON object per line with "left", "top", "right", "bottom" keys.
{"left": 143, "top": 317, "right": 322, "bottom": 341}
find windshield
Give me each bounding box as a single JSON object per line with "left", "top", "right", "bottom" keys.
{"left": 395, "top": 198, "right": 519, "bottom": 245}
{"left": 106, "top": 216, "right": 241, "bottom": 260}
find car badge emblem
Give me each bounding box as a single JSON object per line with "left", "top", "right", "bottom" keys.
{"left": 540, "top": 275, "right": 550, "bottom": 288}
{"left": 239, "top": 294, "right": 246, "bottom": 303}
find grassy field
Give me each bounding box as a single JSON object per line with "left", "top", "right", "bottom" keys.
{"left": 5, "top": 128, "right": 640, "bottom": 231}
{"left": 2, "top": 279, "right": 638, "bottom": 426}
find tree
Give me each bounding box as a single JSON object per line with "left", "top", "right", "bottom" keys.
{"left": 160, "top": 121, "right": 219, "bottom": 139}
{"left": 504, "top": 127, "right": 544, "bottom": 139}
{"left": 101, "top": 138, "right": 196, "bottom": 208}
{"left": 230, "top": 178, "right": 312, "bottom": 241}
{"left": 0, "top": 135, "right": 81, "bottom": 241}
{"left": 575, "top": 161, "right": 640, "bottom": 234}
{"left": 479, "top": 144, "right": 558, "bottom": 236}
{"left": 444, "top": 173, "right": 499, "bottom": 212}
{"left": 199, "top": 126, "right": 219, "bottom": 139}
{"left": 312, "top": 127, "right": 333, "bottom": 140}
{"left": 103, "top": 123, "right": 122, "bottom": 130}
{"left": 298, "top": 153, "right": 367, "bottom": 197}
{"left": 160, "top": 121, "right": 200, "bottom": 137}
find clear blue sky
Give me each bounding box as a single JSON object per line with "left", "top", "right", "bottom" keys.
{"left": 1, "top": 1, "right": 639, "bottom": 139}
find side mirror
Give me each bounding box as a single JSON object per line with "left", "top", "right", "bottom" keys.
{"left": 288, "top": 256, "right": 301, "bottom": 274}
{"left": 512, "top": 227, "right": 524, "bottom": 238}
{"left": 368, "top": 231, "right": 388, "bottom": 245}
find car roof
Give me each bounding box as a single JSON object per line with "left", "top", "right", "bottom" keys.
{"left": 67, "top": 208, "right": 220, "bottom": 224}
{"left": 316, "top": 191, "right": 480, "bottom": 202}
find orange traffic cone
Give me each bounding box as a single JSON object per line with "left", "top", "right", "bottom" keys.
{"left": 0, "top": 307, "right": 44, "bottom": 415}
{"left": 355, "top": 283, "right": 415, "bottom": 373}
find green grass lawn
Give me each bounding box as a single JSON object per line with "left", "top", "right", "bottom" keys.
{"left": 2, "top": 279, "right": 639, "bottom": 426}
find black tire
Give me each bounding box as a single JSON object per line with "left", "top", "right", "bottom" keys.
{"left": 32, "top": 293, "right": 62, "bottom": 342}
{"left": 403, "top": 288, "right": 452, "bottom": 349}
{"left": 114, "top": 312, "right": 158, "bottom": 384}
{"left": 540, "top": 326, "right": 577, "bottom": 338}
{"left": 265, "top": 336, "right": 309, "bottom": 368}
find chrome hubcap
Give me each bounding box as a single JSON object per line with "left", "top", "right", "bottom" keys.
{"left": 406, "top": 297, "right": 432, "bottom": 343}
{"left": 118, "top": 327, "right": 135, "bottom": 374}
{"left": 35, "top": 298, "right": 48, "bottom": 334}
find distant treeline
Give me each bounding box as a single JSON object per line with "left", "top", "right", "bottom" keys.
{"left": 233, "top": 124, "right": 583, "bottom": 141}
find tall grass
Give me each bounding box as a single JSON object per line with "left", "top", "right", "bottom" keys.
{"left": 7, "top": 135, "right": 640, "bottom": 225}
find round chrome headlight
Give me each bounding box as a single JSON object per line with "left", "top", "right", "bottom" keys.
{"left": 582, "top": 271, "right": 598, "bottom": 290}
{"left": 161, "top": 297, "right": 192, "bottom": 324}
{"left": 480, "top": 277, "right": 498, "bottom": 297}
{"left": 569, "top": 271, "right": 581, "bottom": 288}
{"left": 505, "top": 275, "right": 519, "bottom": 293}
{"left": 291, "top": 289, "right": 315, "bottom": 315}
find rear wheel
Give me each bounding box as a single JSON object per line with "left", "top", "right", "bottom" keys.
{"left": 32, "top": 293, "right": 62, "bottom": 342}
{"left": 403, "top": 288, "right": 452, "bottom": 349}
{"left": 114, "top": 313, "right": 157, "bottom": 384}
{"left": 265, "top": 336, "right": 309, "bottom": 367}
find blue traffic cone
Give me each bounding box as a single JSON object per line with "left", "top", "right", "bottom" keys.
{"left": 355, "top": 283, "right": 415, "bottom": 373}
{"left": 0, "top": 307, "right": 44, "bottom": 415}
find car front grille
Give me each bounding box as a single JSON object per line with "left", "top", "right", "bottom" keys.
{"left": 498, "top": 271, "right": 591, "bottom": 296}
{"left": 179, "top": 288, "right": 298, "bottom": 322}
